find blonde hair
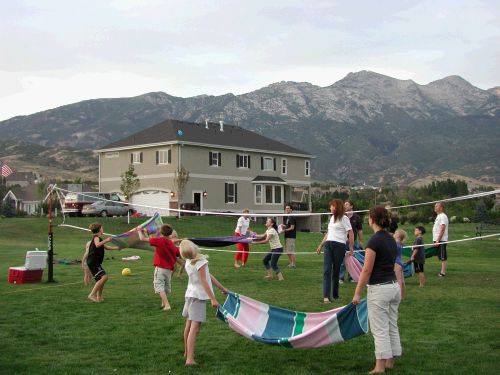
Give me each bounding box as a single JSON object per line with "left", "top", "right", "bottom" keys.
{"left": 179, "top": 240, "right": 207, "bottom": 265}
{"left": 170, "top": 230, "right": 178, "bottom": 238}
{"left": 394, "top": 229, "right": 407, "bottom": 243}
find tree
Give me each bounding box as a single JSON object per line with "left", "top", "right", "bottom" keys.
{"left": 120, "top": 165, "right": 140, "bottom": 201}
{"left": 1, "top": 196, "right": 16, "bottom": 217}
{"left": 174, "top": 165, "right": 190, "bottom": 204}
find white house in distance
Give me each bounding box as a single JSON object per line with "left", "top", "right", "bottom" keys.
{"left": 96, "top": 119, "right": 313, "bottom": 217}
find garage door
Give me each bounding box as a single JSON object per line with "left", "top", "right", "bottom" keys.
{"left": 131, "top": 190, "right": 170, "bottom": 216}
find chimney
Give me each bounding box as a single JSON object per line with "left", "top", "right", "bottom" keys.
{"left": 219, "top": 120, "right": 224, "bottom": 132}
{"left": 205, "top": 119, "right": 209, "bottom": 129}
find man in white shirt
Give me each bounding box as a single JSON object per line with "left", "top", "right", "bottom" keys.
{"left": 433, "top": 202, "right": 449, "bottom": 277}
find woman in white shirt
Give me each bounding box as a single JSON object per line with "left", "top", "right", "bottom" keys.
{"left": 253, "top": 217, "right": 284, "bottom": 281}
{"left": 234, "top": 208, "right": 251, "bottom": 268}
{"left": 316, "top": 199, "right": 354, "bottom": 303}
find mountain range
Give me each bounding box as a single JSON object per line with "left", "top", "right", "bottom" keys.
{"left": 1, "top": 70, "right": 499, "bottom": 185}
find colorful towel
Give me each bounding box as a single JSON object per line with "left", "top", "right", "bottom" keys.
{"left": 216, "top": 292, "right": 368, "bottom": 348}
{"left": 110, "top": 212, "right": 163, "bottom": 250}
{"left": 350, "top": 251, "right": 414, "bottom": 279}
{"left": 189, "top": 235, "right": 254, "bottom": 247}
{"left": 402, "top": 246, "right": 438, "bottom": 258}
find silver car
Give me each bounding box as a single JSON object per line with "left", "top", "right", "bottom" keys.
{"left": 81, "top": 199, "right": 134, "bottom": 217}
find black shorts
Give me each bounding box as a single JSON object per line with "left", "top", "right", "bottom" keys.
{"left": 414, "top": 262, "right": 425, "bottom": 273}
{"left": 88, "top": 263, "right": 106, "bottom": 281}
{"left": 436, "top": 243, "right": 447, "bottom": 261}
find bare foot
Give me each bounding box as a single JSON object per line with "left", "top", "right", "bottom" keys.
{"left": 185, "top": 362, "right": 197, "bottom": 366}
{"left": 234, "top": 263, "right": 241, "bottom": 268}
{"left": 369, "top": 369, "right": 385, "bottom": 374}
{"left": 385, "top": 358, "right": 395, "bottom": 369}
{"left": 163, "top": 305, "right": 171, "bottom": 311}
{"left": 88, "top": 295, "right": 100, "bottom": 303}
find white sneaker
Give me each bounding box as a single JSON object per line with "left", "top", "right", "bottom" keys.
{"left": 339, "top": 280, "right": 344, "bottom": 285}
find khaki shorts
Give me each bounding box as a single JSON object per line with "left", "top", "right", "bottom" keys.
{"left": 182, "top": 297, "right": 207, "bottom": 322}
{"left": 153, "top": 267, "right": 173, "bottom": 294}
{"left": 285, "top": 238, "right": 296, "bottom": 254}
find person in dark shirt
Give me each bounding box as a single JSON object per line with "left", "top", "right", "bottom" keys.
{"left": 84, "top": 223, "right": 119, "bottom": 303}
{"left": 352, "top": 206, "right": 402, "bottom": 374}
{"left": 411, "top": 226, "right": 426, "bottom": 288}
{"left": 283, "top": 204, "right": 297, "bottom": 268}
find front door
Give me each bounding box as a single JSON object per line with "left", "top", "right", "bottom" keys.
{"left": 193, "top": 192, "right": 201, "bottom": 212}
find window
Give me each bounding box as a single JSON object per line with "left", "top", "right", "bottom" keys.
{"left": 281, "top": 158, "right": 287, "bottom": 175}
{"left": 131, "top": 152, "right": 143, "bottom": 164}
{"left": 255, "top": 184, "right": 283, "bottom": 205}
{"left": 225, "top": 182, "right": 237, "bottom": 204}
{"left": 255, "top": 185, "right": 262, "bottom": 204}
{"left": 156, "top": 149, "right": 171, "bottom": 165}
{"left": 105, "top": 152, "right": 119, "bottom": 158}
{"left": 305, "top": 160, "right": 310, "bottom": 176}
{"left": 261, "top": 157, "right": 276, "bottom": 171}
{"left": 209, "top": 151, "right": 221, "bottom": 167}
{"left": 236, "top": 154, "right": 250, "bottom": 168}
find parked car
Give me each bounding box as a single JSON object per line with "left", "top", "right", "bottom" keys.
{"left": 63, "top": 192, "right": 125, "bottom": 216}
{"left": 81, "top": 199, "right": 134, "bottom": 217}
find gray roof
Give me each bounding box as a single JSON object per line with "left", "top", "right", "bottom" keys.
{"left": 100, "top": 119, "right": 310, "bottom": 156}
{"left": 252, "top": 176, "right": 286, "bottom": 182}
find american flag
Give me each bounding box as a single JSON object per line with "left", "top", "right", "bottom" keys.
{"left": 0, "top": 160, "right": 13, "bottom": 177}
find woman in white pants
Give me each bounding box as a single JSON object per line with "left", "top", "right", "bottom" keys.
{"left": 352, "top": 206, "right": 402, "bottom": 374}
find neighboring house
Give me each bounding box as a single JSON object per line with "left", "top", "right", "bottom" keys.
{"left": 6, "top": 171, "right": 41, "bottom": 187}
{"left": 2, "top": 184, "right": 40, "bottom": 215}
{"left": 96, "top": 119, "right": 313, "bottom": 216}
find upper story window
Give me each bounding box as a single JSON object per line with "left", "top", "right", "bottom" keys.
{"left": 156, "top": 149, "right": 171, "bottom": 165}
{"left": 236, "top": 154, "right": 250, "bottom": 169}
{"left": 305, "top": 160, "right": 310, "bottom": 177}
{"left": 281, "top": 158, "right": 287, "bottom": 175}
{"left": 131, "top": 152, "right": 143, "bottom": 164}
{"left": 105, "top": 152, "right": 119, "bottom": 158}
{"left": 209, "top": 151, "right": 221, "bottom": 167}
{"left": 261, "top": 157, "right": 276, "bottom": 171}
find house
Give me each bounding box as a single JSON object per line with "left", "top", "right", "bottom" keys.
{"left": 96, "top": 119, "right": 313, "bottom": 216}
{"left": 2, "top": 184, "right": 40, "bottom": 215}
{"left": 6, "top": 171, "right": 41, "bottom": 187}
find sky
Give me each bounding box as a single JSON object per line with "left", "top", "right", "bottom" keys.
{"left": 1, "top": 0, "right": 499, "bottom": 121}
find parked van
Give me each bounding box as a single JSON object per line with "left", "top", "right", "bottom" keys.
{"left": 63, "top": 192, "right": 123, "bottom": 216}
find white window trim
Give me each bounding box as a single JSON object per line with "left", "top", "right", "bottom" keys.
{"left": 132, "top": 152, "right": 142, "bottom": 164}
{"left": 281, "top": 158, "right": 287, "bottom": 175}
{"left": 210, "top": 151, "right": 220, "bottom": 167}
{"left": 305, "top": 160, "right": 310, "bottom": 177}
{"left": 226, "top": 182, "right": 237, "bottom": 204}
{"left": 237, "top": 154, "right": 250, "bottom": 169}
{"left": 263, "top": 157, "right": 273, "bottom": 171}
{"left": 158, "top": 149, "right": 171, "bottom": 165}
{"left": 255, "top": 184, "right": 263, "bottom": 205}
{"left": 255, "top": 184, "right": 283, "bottom": 205}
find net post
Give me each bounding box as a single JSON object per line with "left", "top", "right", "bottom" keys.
{"left": 47, "top": 184, "right": 56, "bottom": 283}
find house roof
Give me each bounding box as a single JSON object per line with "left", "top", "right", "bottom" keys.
{"left": 252, "top": 176, "right": 286, "bottom": 183}
{"left": 6, "top": 171, "right": 38, "bottom": 183}
{"left": 3, "top": 184, "right": 39, "bottom": 202}
{"left": 98, "top": 119, "right": 311, "bottom": 157}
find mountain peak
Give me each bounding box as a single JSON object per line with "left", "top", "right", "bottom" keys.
{"left": 427, "top": 75, "right": 473, "bottom": 88}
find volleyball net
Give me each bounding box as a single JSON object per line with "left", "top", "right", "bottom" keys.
{"left": 50, "top": 186, "right": 500, "bottom": 254}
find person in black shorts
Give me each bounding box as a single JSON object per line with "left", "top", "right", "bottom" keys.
{"left": 83, "top": 223, "right": 119, "bottom": 303}
{"left": 411, "top": 226, "right": 426, "bottom": 287}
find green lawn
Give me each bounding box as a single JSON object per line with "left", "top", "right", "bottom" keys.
{"left": 0, "top": 217, "right": 499, "bottom": 375}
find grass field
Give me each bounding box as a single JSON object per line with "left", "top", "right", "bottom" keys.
{"left": 0, "top": 217, "right": 499, "bottom": 375}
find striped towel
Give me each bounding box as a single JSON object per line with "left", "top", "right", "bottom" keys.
{"left": 216, "top": 292, "right": 368, "bottom": 348}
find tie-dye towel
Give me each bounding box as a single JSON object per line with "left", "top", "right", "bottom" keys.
{"left": 350, "top": 251, "right": 414, "bottom": 279}
{"left": 216, "top": 292, "right": 368, "bottom": 348}
{"left": 110, "top": 212, "right": 163, "bottom": 250}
